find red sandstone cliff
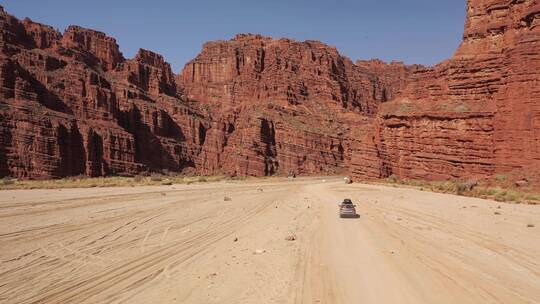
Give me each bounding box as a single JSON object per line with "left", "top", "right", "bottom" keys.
{"left": 351, "top": 0, "right": 540, "bottom": 181}
{"left": 0, "top": 7, "right": 210, "bottom": 178}
{"left": 2, "top": 0, "right": 539, "bottom": 182}
{"left": 180, "top": 34, "right": 406, "bottom": 176}
{"left": 0, "top": 8, "right": 402, "bottom": 178}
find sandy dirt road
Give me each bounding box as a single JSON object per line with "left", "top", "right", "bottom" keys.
{"left": 0, "top": 178, "right": 539, "bottom": 303}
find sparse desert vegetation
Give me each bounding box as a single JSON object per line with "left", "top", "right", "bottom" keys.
{"left": 5, "top": 173, "right": 540, "bottom": 205}
{"left": 382, "top": 177, "right": 540, "bottom": 204}
{"left": 1, "top": 178, "right": 539, "bottom": 303}
{"left": 0, "top": 175, "right": 233, "bottom": 190}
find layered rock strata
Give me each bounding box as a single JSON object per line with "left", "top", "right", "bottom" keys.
{"left": 351, "top": 0, "right": 540, "bottom": 181}
{"left": 2, "top": 0, "right": 539, "bottom": 182}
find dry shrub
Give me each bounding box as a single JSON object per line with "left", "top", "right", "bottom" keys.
{"left": 150, "top": 174, "right": 162, "bottom": 182}
{"left": 387, "top": 175, "right": 398, "bottom": 183}
{"left": 1, "top": 177, "right": 15, "bottom": 185}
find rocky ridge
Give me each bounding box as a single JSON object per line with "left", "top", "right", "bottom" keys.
{"left": 1, "top": 0, "right": 539, "bottom": 183}
{"left": 0, "top": 7, "right": 408, "bottom": 178}
{"left": 350, "top": 0, "right": 540, "bottom": 181}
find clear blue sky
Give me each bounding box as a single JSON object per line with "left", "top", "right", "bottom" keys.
{"left": 2, "top": 0, "right": 466, "bottom": 72}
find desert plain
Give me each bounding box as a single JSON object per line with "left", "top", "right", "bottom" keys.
{"left": 1, "top": 177, "right": 539, "bottom": 304}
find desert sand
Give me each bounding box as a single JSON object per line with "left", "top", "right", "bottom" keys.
{"left": 0, "top": 178, "right": 539, "bottom": 303}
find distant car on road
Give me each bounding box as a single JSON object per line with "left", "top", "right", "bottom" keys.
{"left": 339, "top": 199, "right": 358, "bottom": 218}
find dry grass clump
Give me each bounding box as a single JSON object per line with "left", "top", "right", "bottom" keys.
{"left": 384, "top": 176, "right": 540, "bottom": 204}
{"left": 494, "top": 174, "right": 507, "bottom": 182}
{"left": 150, "top": 174, "right": 163, "bottom": 182}
{"left": 0, "top": 174, "right": 232, "bottom": 190}
{"left": 387, "top": 175, "right": 399, "bottom": 183}
{"left": 1, "top": 177, "right": 15, "bottom": 186}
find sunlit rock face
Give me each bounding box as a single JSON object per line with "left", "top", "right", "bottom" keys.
{"left": 351, "top": 0, "right": 540, "bottom": 181}
{"left": 180, "top": 33, "right": 411, "bottom": 176}
{"left": 0, "top": 8, "right": 404, "bottom": 178}
{"left": 0, "top": 8, "right": 205, "bottom": 178}
{"left": 2, "top": 0, "right": 539, "bottom": 181}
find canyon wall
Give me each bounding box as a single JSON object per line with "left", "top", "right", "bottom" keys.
{"left": 180, "top": 34, "right": 412, "bottom": 176}
{"left": 2, "top": 0, "right": 538, "bottom": 181}
{"left": 0, "top": 8, "right": 209, "bottom": 178}
{"left": 351, "top": 0, "right": 540, "bottom": 181}
{"left": 0, "top": 8, "right": 405, "bottom": 178}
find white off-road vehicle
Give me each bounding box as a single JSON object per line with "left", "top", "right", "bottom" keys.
{"left": 339, "top": 199, "right": 358, "bottom": 218}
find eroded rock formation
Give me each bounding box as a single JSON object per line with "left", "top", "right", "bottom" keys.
{"left": 1, "top": 0, "right": 539, "bottom": 181}
{"left": 0, "top": 7, "right": 401, "bottom": 178}
{"left": 0, "top": 8, "right": 208, "bottom": 178}
{"left": 180, "top": 34, "right": 403, "bottom": 176}
{"left": 351, "top": 0, "right": 540, "bottom": 181}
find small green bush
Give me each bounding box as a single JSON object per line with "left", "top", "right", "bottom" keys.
{"left": 504, "top": 191, "right": 519, "bottom": 202}
{"left": 494, "top": 190, "right": 508, "bottom": 202}
{"left": 485, "top": 188, "right": 498, "bottom": 196}
{"left": 525, "top": 194, "right": 540, "bottom": 201}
